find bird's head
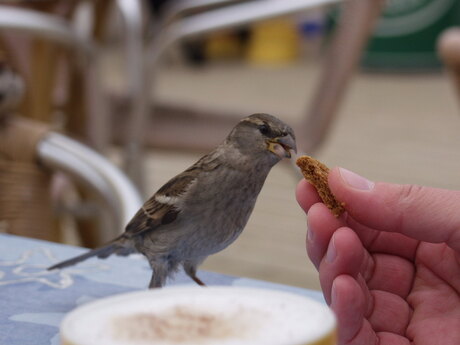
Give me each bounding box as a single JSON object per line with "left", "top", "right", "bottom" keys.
{"left": 226, "top": 113, "right": 297, "bottom": 164}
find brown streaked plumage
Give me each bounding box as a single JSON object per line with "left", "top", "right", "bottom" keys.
{"left": 48, "top": 113, "right": 296, "bottom": 288}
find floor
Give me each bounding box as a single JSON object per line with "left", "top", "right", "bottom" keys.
{"left": 102, "top": 52, "right": 460, "bottom": 291}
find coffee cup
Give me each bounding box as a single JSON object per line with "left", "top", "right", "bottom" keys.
{"left": 61, "top": 286, "right": 336, "bottom": 345}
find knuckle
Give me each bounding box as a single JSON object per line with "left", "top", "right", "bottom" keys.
{"left": 391, "top": 184, "right": 426, "bottom": 230}
{"left": 397, "top": 184, "right": 425, "bottom": 205}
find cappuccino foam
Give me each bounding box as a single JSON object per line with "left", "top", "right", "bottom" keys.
{"left": 61, "top": 286, "right": 336, "bottom": 345}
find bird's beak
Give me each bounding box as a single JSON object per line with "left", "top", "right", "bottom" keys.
{"left": 267, "top": 134, "right": 297, "bottom": 159}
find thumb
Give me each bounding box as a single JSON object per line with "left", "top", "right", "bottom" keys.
{"left": 328, "top": 167, "right": 460, "bottom": 252}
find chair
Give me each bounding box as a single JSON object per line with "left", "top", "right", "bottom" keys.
{"left": 0, "top": 1, "right": 147, "bottom": 189}
{"left": 0, "top": 62, "right": 143, "bottom": 244}
{"left": 0, "top": 3, "right": 106, "bottom": 149}
{"left": 139, "top": 0, "right": 385, "bottom": 154}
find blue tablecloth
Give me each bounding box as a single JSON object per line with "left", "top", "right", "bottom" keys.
{"left": 0, "top": 233, "right": 323, "bottom": 345}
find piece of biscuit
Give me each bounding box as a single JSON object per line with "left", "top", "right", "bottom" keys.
{"left": 296, "top": 155, "right": 345, "bottom": 217}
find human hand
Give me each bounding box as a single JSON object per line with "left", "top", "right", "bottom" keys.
{"left": 296, "top": 167, "right": 460, "bottom": 345}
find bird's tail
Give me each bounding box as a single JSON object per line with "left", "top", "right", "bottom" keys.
{"left": 48, "top": 236, "right": 129, "bottom": 270}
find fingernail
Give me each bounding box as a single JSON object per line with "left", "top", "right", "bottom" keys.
{"left": 339, "top": 168, "right": 375, "bottom": 190}
{"left": 326, "top": 236, "right": 337, "bottom": 263}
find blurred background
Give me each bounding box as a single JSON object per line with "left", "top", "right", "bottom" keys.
{"left": 1, "top": 0, "right": 460, "bottom": 291}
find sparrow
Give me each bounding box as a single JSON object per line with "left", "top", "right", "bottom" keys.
{"left": 48, "top": 113, "right": 296, "bottom": 288}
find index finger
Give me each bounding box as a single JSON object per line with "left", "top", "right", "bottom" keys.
{"left": 296, "top": 179, "right": 322, "bottom": 213}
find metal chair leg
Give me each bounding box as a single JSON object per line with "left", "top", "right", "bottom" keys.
{"left": 298, "top": 0, "right": 386, "bottom": 154}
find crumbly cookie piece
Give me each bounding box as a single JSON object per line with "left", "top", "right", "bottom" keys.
{"left": 296, "top": 155, "right": 345, "bottom": 217}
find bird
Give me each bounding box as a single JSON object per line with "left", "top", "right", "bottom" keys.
{"left": 48, "top": 113, "right": 296, "bottom": 288}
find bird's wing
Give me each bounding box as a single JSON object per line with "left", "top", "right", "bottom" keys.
{"left": 124, "top": 151, "right": 221, "bottom": 237}
{"left": 125, "top": 173, "right": 197, "bottom": 236}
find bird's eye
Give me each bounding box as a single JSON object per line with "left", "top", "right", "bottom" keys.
{"left": 258, "top": 124, "right": 270, "bottom": 135}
